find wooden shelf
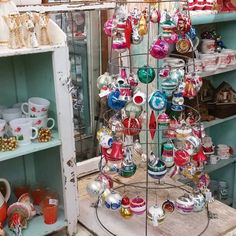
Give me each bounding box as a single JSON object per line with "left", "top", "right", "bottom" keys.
{"left": 203, "top": 115, "right": 236, "bottom": 128}
{"left": 5, "top": 209, "right": 66, "bottom": 236}
{"left": 204, "top": 158, "right": 235, "bottom": 173}
{"left": 0, "top": 131, "right": 61, "bottom": 162}
{"left": 191, "top": 12, "right": 236, "bottom": 25}
{"left": 199, "top": 64, "right": 236, "bottom": 78}
{"left": 0, "top": 45, "right": 65, "bottom": 59}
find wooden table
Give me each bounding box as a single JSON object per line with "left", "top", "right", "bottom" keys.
{"left": 78, "top": 166, "right": 236, "bottom": 236}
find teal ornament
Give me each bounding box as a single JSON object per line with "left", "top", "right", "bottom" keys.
{"left": 148, "top": 152, "right": 167, "bottom": 179}
{"left": 148, "top": 90, "right": 167, "bottom": 111}
{"left": 137, "top": 66, "right": 156, "bottom": 84}
{"left": 125, "top": 101, "right": 143, "bottom": 118}
{"left": 119, "top": 161, "right": 137, "bottom": 178}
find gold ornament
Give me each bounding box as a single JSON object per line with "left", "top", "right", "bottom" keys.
{"left": 138, "top": 16, "right": 147, "bottom": 36}
{"left": 120, "top": 206, "right": 133, "bottom": 219}
{"left": 38, "top": 128, "right": 52, "bottom": 143}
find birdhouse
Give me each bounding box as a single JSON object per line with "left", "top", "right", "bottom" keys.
{"left": 215, "top": 81, "right": 236, "bottom": 104}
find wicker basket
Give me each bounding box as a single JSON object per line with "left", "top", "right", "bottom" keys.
{"left": 208, "top": 102, "right": 236, "bottom": 118}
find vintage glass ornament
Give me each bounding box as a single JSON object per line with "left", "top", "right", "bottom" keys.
{"left": 133, "top": 90, "right": 146, "bottom": 106}
{"left": 104, "top": 18, "right": 116, "bottom": 37}
{"left": 150, "top": 39, "right": 169, "bottom": 59}
{"left": 96, "top": 173, "right": 113, "bottom": 189}
{"left": 137, "top": 66, "right": 156, "bottom": 84}
{"left": 108, "top": 116, "right": 124, "bottom": 138}
{"left": 112, "top": 32, "right": 128, "bottom": 53}
{"left": 128, "top": 72, "right": 139, "bottom": 88}
{"left": 161, "top": 142, "right": 174, "bottom": 168}
{"left": 108, "top": 89, "right": 127, "bottom": 111}
{"left": 174, "top": 11, "right": 191, "bottom": 34}
{"left": 183, "top": 78, "right": 197, "bottom": 99}
{"left": 130, "top": 196, "right": 146, "bottom": 215}
{"left": 122, "top": 117, "right": 142, "bottom": 136}
{"left": 119, "top": 85, "right": 132, "bottom": 101}
{"left": 175, "top": 125, "right": 192, "bottom": 139}
{"left": 149, "top": 90, "right": 167, "bottom": 111}
{"left": 174, "top": 149, "right": 190, "bottom": 167}
{"left": 106, "top": 141, "right": 124, "bottom": 161}
{"left": 148, "top": 205, "right": 165, "bottom": 227}
{"left": 148, "top": 153, "right": 167, "bottom": 179}
{"left": 138, "top": 15, "right": 147, "bottom": 36}
{"left": 189, "top": 190, "right": 206, "bottom": 212}
{"left": 195, "top": 173, "right": 210, "bottom": 191}
{"left": 175, "top": 194, "right": 194, "bottom": 214}
{"left": 103, "top": 159, "right": 123, "bottom": 174}
{"left": 157, "top": 113, "right": 170, "bottom": 126}
{"left": 149, "top": 111, "right": 156, "bottom": 140}
{"left": 131, "top": 26, "right": 143, "bottom": 45}
{"left": 125, "top": 101, "right": 143, "bottom": 118}
{"left": 192, "top": 148, "right": 207, "bottom": 164}
{"left": 176, "top": 38, "right": 191, "bottom": 54}
{"left": 97, "top": 127, "right": 112, "bottom": 142}
{"left": 185, "top": 136, "right": 201, "bottom": 156}
{"left": 120, "top": 196, "right": 133, "bottom": 219}
{"left": 150, "top": 8, "right": 160, "bottom": 23}
{"left": 99, "top": 134, "right": 113, "bottom": 148}
{"left": 86, "top": 180, "right": 105, "bottom": 198}
{"left": 97, "top": 72, "right": 113, "bottom": 89}
{"left": 162, "top": 199, "right": 175, "bottom": 213}
{"left": 105, "top": 191, "right": 122, "bottom": 210}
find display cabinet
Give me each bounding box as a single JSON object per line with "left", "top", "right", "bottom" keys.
{"left": 0, "top": 22, "right": 78, "bottom": 236}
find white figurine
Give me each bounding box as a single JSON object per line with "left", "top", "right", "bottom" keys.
{"left": 35, "top": 12, "right": 50, "bottom": 45}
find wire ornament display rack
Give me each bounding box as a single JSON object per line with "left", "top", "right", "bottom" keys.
{"left": 87, "top": 1, "right": 212, "bottom": 236}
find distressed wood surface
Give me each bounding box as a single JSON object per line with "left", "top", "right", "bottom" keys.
{"left": 78, "top": 166, "right": 236, "bottom": 236}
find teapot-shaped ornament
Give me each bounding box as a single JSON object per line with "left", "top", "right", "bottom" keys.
{"left": 0, "top": 178, "right": 11, "bottom": 226}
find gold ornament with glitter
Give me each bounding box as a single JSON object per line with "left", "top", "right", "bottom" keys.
{"left": 0, "top": 137, "right": 17, "bottom": 151}
{"left": 38, "top": 128, "right": 52, "bottom": 143}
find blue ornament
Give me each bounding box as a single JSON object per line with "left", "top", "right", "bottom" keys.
{"left": 108, "top": 89, "right": 127, "bottom": 110}
{"left": 148, "top": 90, "right": 167, "bottom": 111}
{"left": 186, "top": 27, "right": 197, "bottom": 41}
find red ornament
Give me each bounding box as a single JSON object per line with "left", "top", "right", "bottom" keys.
{"left": 192, "top": 148, "right": 207, "bottom": 163}
{"left": 174, "top": 149, "right": 190, "bottom": 167}
{"left": 122, "top": 117, "right": 142, "bottom": 136}
{"left": 125, "top": 17, "right": 132, "bottom": 49}
{"left": 149, "top": 111, "right": 156, "bottom": 140}
{"left": 121, "top": 196, "right": 130, "bottom": 207}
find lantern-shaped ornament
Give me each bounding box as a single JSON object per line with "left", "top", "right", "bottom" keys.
{"left": 104, "top": 18, "right": 116, "bottom": 37}
{"left": 112, "top": 32, "right": 128, "bottom": 53}
{"left": 157, "top": 113, "right": 170, "bottom": 126}
{"left": 150, "top": 8, "right": 161, "bottom": 23}
{"left": 161, "top": 142, "right": 174, "bottom": 167}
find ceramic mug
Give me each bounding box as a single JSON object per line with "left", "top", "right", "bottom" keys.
{"left": 187, "top": 59, "right": 203, "bottom": 73}
{"left": 21, "top": 97, "right": 50, "bottom": 118}
{"left": 199, "top": 53, "right": 220, "bottom": 71}
{"left": 209, "top": 155, "right": 220, "bottom": 165}
{"left": 218, "top": 52, "right": 231, "bottom": 68}
{"left": 201, "top": 39, "right": 216, "bottom": 54}
{"left": 0, "top": 120, "right": 6, "bottom": 137}
{"left": 2, "top": 108, "right": 22, "bottom": 122}
{"left": 30, "top": 115, "right": 55, "bottom": 130}
{"left": 221, "top": 49, "right": 236, "bottom": 65}
{"left": 9, "top": 118, "right": 38, "bottom": 146}
{"left": 163, "top": 57, "right": 185, "bottom": 69}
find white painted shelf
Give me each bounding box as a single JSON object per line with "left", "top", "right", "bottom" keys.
{"left": 17, "top": 2, "right": 115, "bottom": 13}
{"left": 204, "top": 158, "right": 235, "bottom": 173}
{"left": 203, "top": 115, "right": 236, "bottom": 128}
{"left": 0, "top": 131, "right": 61, "bottom": 162}
{"left": 4, "top": 209, "right": 66, "bottom": 236}
{"left": 0, "top": 45, "right": 64, "bottom": 59}
{"left": 199, "top": 64, "right": 236, "bottom": 78}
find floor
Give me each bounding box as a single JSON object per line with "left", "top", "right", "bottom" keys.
{"left": 54, "top": 224, "right": 93, "bottom": 236}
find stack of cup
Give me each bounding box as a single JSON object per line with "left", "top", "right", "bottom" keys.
{"left": 216, "top": 144, "right": 232, "bottom": 160}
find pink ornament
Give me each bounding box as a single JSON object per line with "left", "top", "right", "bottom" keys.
{"left": 150, "top": 39, "right": 169, "bottom": 59}
{"left": 150, "top": 8, "right": 160, "bottom": 23}
{"left": 104, "top": 18, "right": 115, "bottom": 37}
{"left": 163, "top": 32, "right": 179, "bottom": 44}
{"left": 130, "top": 196, "right": 146, "bottom": 215}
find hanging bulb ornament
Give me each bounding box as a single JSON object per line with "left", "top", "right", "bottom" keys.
{"left": 130, "top": 196, "right": 146, "bottom": 215}
{"left": 137, "top": 66, "right": 155, "bottom": 84}
{"left": 138, "top": 15, "right": 148, "bottom": 36}
{"left": 125, "top": 101, "right": 143, "bottom": 118}
{"left": 103, "top": 18, "right": 116, "bottom": 37}
{"left": 150, "top": 38, "right": 169, "bottom": 59}
{"left": 105, "top": 191, "right": 122, "bottom": 210}
{"left": 120, "top": 196, "right": 133, "bottom": 219}
{"left": 148, "top": 152, "right": 167, "bottom": 179}
{"left": 150, "top": 8, "right": 161, "bottom": 23}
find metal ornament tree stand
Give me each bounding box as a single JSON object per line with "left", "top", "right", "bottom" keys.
{"left": 87, "top": 1, "right": 214, "bottom": 235}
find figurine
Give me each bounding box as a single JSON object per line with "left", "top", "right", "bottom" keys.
{"left": 35, "top": 13, "right": 50, "bottom": 45}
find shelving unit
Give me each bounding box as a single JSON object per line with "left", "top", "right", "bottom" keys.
{"left": 204, "top": 158, "right": 235, "bottom": 173}
{"left": 203, "top": 115, "right": 236, "bottom": 128}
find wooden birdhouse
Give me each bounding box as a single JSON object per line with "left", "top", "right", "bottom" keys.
{"left": 215, "top": 81, "right": 236, "bottom": 104}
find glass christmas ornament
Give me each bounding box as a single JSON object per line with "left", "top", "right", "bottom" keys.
{"left": 148, "top": 152, "right": 167, "bottom": 179}
{"left": 162, "top": 199, "right": 175, "bottom": 213}
{"left": 99, "top": 134, "right": 113, "bottom": 149}
{"left": 130, "top": 196, "right": 146, "bottom": 215}
{"left": 148, "top": 205, "right": 165, "bottom": 226}
{"left": 125, "top": 101, "right": 143, "bottom": 118}
{"left": 86, "top": 180, "right": 105, "bottom": 198}
{"left": 107, "top": 141, "right": 124, "bottom": 161}
{"left": 137, "top": 66, "right": 156, "bottom": 84}
{"left": 105, "top": 191, "right": 122, "bottom": 210}
{"left": 181, "top": 162, "right": 197, "bottom": 180}
{"left": 120, "top": 196, "right": 133, "bottom": 219}
{"left": 173, "top": 11, "right": 191, "bottom": 34}
{"left": 112, "top": 32, "right": 128, "bottom": 53}
{"left": 97, "top": 127, "right": 112, "bottom": 142}
{"left": 149, "top": 111, "right": 156, "bottom": 140}
{"left": 108, "top": 116, "right": 124, "bottom": 138}
{"left": 175, "top": 125, "right": 192, "bottom": 139}
{"left": 185, "top": 136, "right": 201, "bottom": 156}
{"left": 119, "top": 85, "right": 132, "bottom": 101}
{"left": 96, "top": 173, "right": 113, "bottom": 189}
{"left": 157, "top": 113, "right": 170, "bottom": 126}
{"left": 122, "top": 117, "right": 142, "bottom": 136}
{"left": 148, "top": 90, "right": 167, "bottom": 111}
{"left": 125, "top": 16, "right": 132, "bottom": 49}
{"left": 104, "top": 18, "right": 116, "bottom": 37}
{"left": 192, "top": 148, "right": 207, "bottom": 163}
{"left": 174, "top": 149, "right": 190, "bottom": 167}
{"left": 161, "top": 142, "right": 174, "bottom": 167}
{"left": 175, "top": 194, "right": 194, "bottom": 214}
{"left": 189, "top": 190, "right": 206, "bottom": 212}
{"left": 108, "top": 89, "right": 127, "bottom": 111}
{"left": 131, "top": 26, "right": 143, "bottom": 45}
{"left": 133, "top": 90, "right": 146, "bottom": 106}
{"left": 150, "top": 39, "right": 169, "bottom": 59}
{"left": 138, "top": 15, "right": 147, "bottom": 36}
{"left": 97, "top": 72, "right": 113, "bottom": 90}
{"left": 176, "top": 38, "right": 191, "bottom": 54}
{"left": 150, "top": 8, "right": 160, "bottom": 23}
{"left": 183, "top": 77, "right": 197, "bottom": 99}
{"left": 128, "top": 72, "right": 139, "bottom": 88}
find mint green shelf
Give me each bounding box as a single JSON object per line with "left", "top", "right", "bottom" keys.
{"left": 203, "top": 115, "right": 236, "bottom": 128}
{"left": 0, "top": 131, "right": 61, "bottom": 162}
{"left": 5, "top": 209, "right": 66, "bottom": 236}
{"left": 192, "top": 12, "right": 236, "bottom": 25}
{"left": 204, "top": 158, "right": 235, "bottom": 173}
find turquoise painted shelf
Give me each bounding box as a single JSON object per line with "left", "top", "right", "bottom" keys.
{"left": 5, "top": 209, "right": 66, "bottom": 236}
{"left": 191, "top": 12, "right": 236, "bottom": 25}
{"left": 203, "top": 115, "right": 236, "bottom": 128}
{"left": 0, "top": 131, "right": 61, "bottom": 162}
{"left": 204, "top": 158, "right": 235, "bottom": 173}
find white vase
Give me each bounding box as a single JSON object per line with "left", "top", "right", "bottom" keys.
{"left": 0, "top": 0, "right": 18, "bottom": 45}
